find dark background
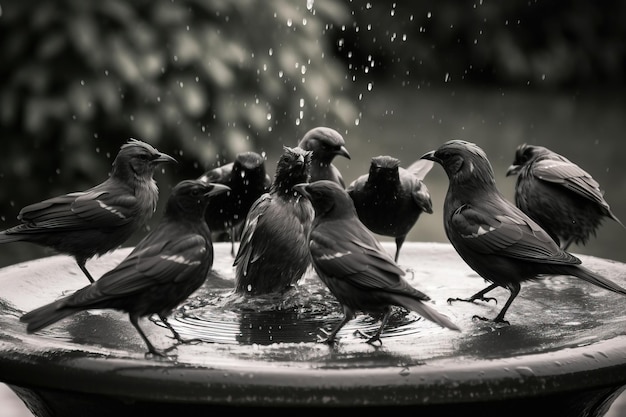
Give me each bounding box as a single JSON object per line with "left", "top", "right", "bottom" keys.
{"left": 1, "top": 0, "right": 625, "bottom": 266}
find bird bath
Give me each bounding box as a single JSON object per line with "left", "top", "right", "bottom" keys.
{"left": 1, "top": 242, "right": 626, "bottom": 417}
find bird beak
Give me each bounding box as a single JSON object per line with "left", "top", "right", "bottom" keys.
{"left": 505, "top": 165, "right": 520, "bottom": 177}
{"left": 206, "top": 183, "right": 231, "bottom": 197}
{"left": 337, "top": 145, "right": 351, "bottom": 160}
{"left": 293, "top": 183, "right": 310, "bottom": 199}
{"left": 420, "top": 150, "right": 440, "bottom": 163}
{"left": 154, "top": 152, "right": 178, "bottom": 164}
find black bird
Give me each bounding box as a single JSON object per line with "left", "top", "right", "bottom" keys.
{"left": 421, "top": 140, "right": 626, "bottom": 324}
{"left": 0, "top": 139, "right": 177, "bottom": 283}
{"left": 294, "top": 180, "right": 460, "bottom": 345}
{"left": 233, "top": 146, "right": 314, "bottom": 296}
{"left": 347, "top": 155, "right": 434, "bottom": 262}
{"left": 20, "top": 179, "right": 230, "bottom": 358}
{"left": 198, "top": 151, "right": 272, "bottom": 256}
{"left": 298, "top": 126, "right": 351, "bottom": 187}
{"left": 506, "top": 143, "right": 624, "bottom": 250}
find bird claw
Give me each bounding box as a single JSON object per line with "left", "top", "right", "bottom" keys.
{"left": 353, "top": 329, "right": 383, "bottom": 346}
{"left": 144, "top": 350, "right": 175, "bottom": 360}
{"left": 170, "top": 337, "right": 204, "bottom": 346}
{"left": 447, "top": 296, "right": 497, "bottom": 305}
{"left": 317, "top": 329, "right": 337, "bottom": 345}
{"left": 471, "top": 315, "right": 510, "bottom": 326}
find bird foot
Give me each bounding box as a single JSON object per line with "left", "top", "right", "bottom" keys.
{"left": 169, "top": 336, "right": 204, "bottom": 346}
{"left": 144, "top": 350, "right": 176, "bottom": 361}
{"left": 353, "top": 329, "right": 383, "bottom": 346}
{"left": 471, "top": 315, "right": 510, "bottom": 326}
{"left": 447, "top": 296, "right": 497, "bottom": 305}
{"left": 316, "top": 329, "right": 337, "bottom": 345}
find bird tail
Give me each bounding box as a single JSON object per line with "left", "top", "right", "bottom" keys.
{"left": 20, "top": 300, "right": 78, "bottom": 333}
{"left": 393, "top": 294, "right": 461, "bottom": 331}
{"left": 566, "top": 265, "right": 626, "bottom": 296}
{"left": 0, "top": 231, "right": 22, "bottom": 244}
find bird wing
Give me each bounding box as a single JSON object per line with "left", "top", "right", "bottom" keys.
{"left": 233, "top": 193, "right": 272, "bottom": 268}
{"left": 405, "top": 158, "right": 434, "bottom": 180}
{"left": 449, "top": 200, "right": 580, "bottom": 265}
{"left": 405, "top": 174, "right": 433, "bottom": 213}
{"left": 310, "top": 219, "right": 425, "bottom": 296}
{"left": 67, "top": 232, "right": 209, "bottom": 305}
{"left": 532, "top": 159, "right": 608, "bottom": 208}
{"left": 199, "top": 163, "right": 234, "bottom": 184}
{"left": 17, "top": 187, "right": 138, "bottom": 231}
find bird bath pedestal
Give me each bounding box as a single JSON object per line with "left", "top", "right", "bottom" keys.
{"left": 0, "top": 242, "right": 625, "bottom": 417}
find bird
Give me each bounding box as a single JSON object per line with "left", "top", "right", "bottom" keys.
{"left": 233, "top": 146, "right": 315, "bottom": 296}
{"left": 20, "top": 179, "right": 231, "bottom": 358}
{"left": 421, "top": 139, "right": 626, "bottom": 325}
{"left": 293, "top": 180, "right": 460, "bottom": 345}
{"left": 198, "top": 151, "right": 272, "bottom": 256}
{"left": 347, "top": 155, "right": 434, "bottom": 262}
{"left": 0, "top": 139, "right": 177, "bottom": 283}
{"left": 506, "top": 143, "right": 624, "bottom": 250}
{"left": 298, "top": 126, "right": 351, "bottom": 187}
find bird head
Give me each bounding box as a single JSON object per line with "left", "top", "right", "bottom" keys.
{"left": 235, "top": 151, "right": 267, "bottom": 171}
{"left": 294, "top": 180, "right": 355, "bottom": 219}
{"left": 369, "top": 155, "right": 400, "bottom": 181}
{"left": 166, "top": 179, "right": 230, "bottom": 219}
{"left": 421, "top": 140, "right": 496, "bottom": 187}
{"left": 298, "top": 126, "right": 351, "bottom": 164}
{"left": 114, "top": 138, "right": 177, "bottom": 179}
{"left": 232, "top": 151, "right": 269, "bottom": 184}
{"left": 273, "top": 146, "right": 313, "bottom": 192}
{"left": 505, "top": 143, "right": 552, "bottom": 177}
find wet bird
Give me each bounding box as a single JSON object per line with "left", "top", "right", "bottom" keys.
{"left": 233, "top": 146, "right": 314, "bottom": 296}
{"left": 506, "top": 143, "right": 624, "bottom": 250}
{"left": 198, "top": 151, "right": 272, "bottom": 256}
{"left": 421, "top": 140, "right": 626, "bottom": 324}
{"left": 0, "top": 139, "right": 177, "bottom": 283}
{"left": 294, "top": 180, "right": 460, "bottom": 345}
{"left": 298, "top": 126, "right": 351, "bottom": 187}
{"left": 347, "top": 155, "right": 434, "bottom": 262}
{"left": 20, "top": 179, "right": 230, "bottom": 358}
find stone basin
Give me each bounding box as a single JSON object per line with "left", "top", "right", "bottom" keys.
{"left": 0, "top": 242, "right": 625, "bottom": 417}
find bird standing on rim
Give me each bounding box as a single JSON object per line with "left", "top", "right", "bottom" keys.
{"left": 347, "top": 155, "right": 434, "bottom": 262}
{"left": 421, "top": 140, "right": 626, "bottom": 324}
{"left": 20, "top": 179, "right": 230, "bottom": 358}
{"left": 233, "top": 146, "right": 314, "bottom": 296}
{"left": 199, "top": 151, "right": 272, "bottom": 256}
{"left": 294, "top": 180, "right": 460, "bottom": 345}
{"left": 298, "top": 126, "right": 351, "bottom": 187}
{"left": 0, "top": 139, "right": 177, "bottom": 283}
{"left": 506, "top": 143, "right": 624, "bottom": 250}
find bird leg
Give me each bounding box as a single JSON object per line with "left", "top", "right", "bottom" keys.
{"left": 159, "top": 314, "right": 203, "bottom": 346}
{"left": 355, "top": 310, "right": 391, "bottom": 346}
{"left": 477, "top": 283, "right": 520, "bottom": 325}
{"left": 319, "top": 311, "right": 354, "bottom": 345}
{"left": 394, "top": 236, "right": 406, "bottom": 263}
{"left": 468, "top": 283, "right": 520, "bottom": 325}
{"left": 129, "top": 314, "right": 168, "bottom": 359}
{"left": 77, "top": 260, "right": 96, "bottom": 283}
{"left": 561, "top": 236, "right": 575, "bottom": 252}
{"left": 447, "top": 283, "right": 499, "bottom": 305}
{"left": 229, "top": 226, "right": 236, "bottom": 257}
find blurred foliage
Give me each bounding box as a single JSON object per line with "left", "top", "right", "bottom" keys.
{"left": 333, "top": 0, "right": 626, "bottom": 89}
{"left": 0, "top": 0, "right": 356, "bottom": 216}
